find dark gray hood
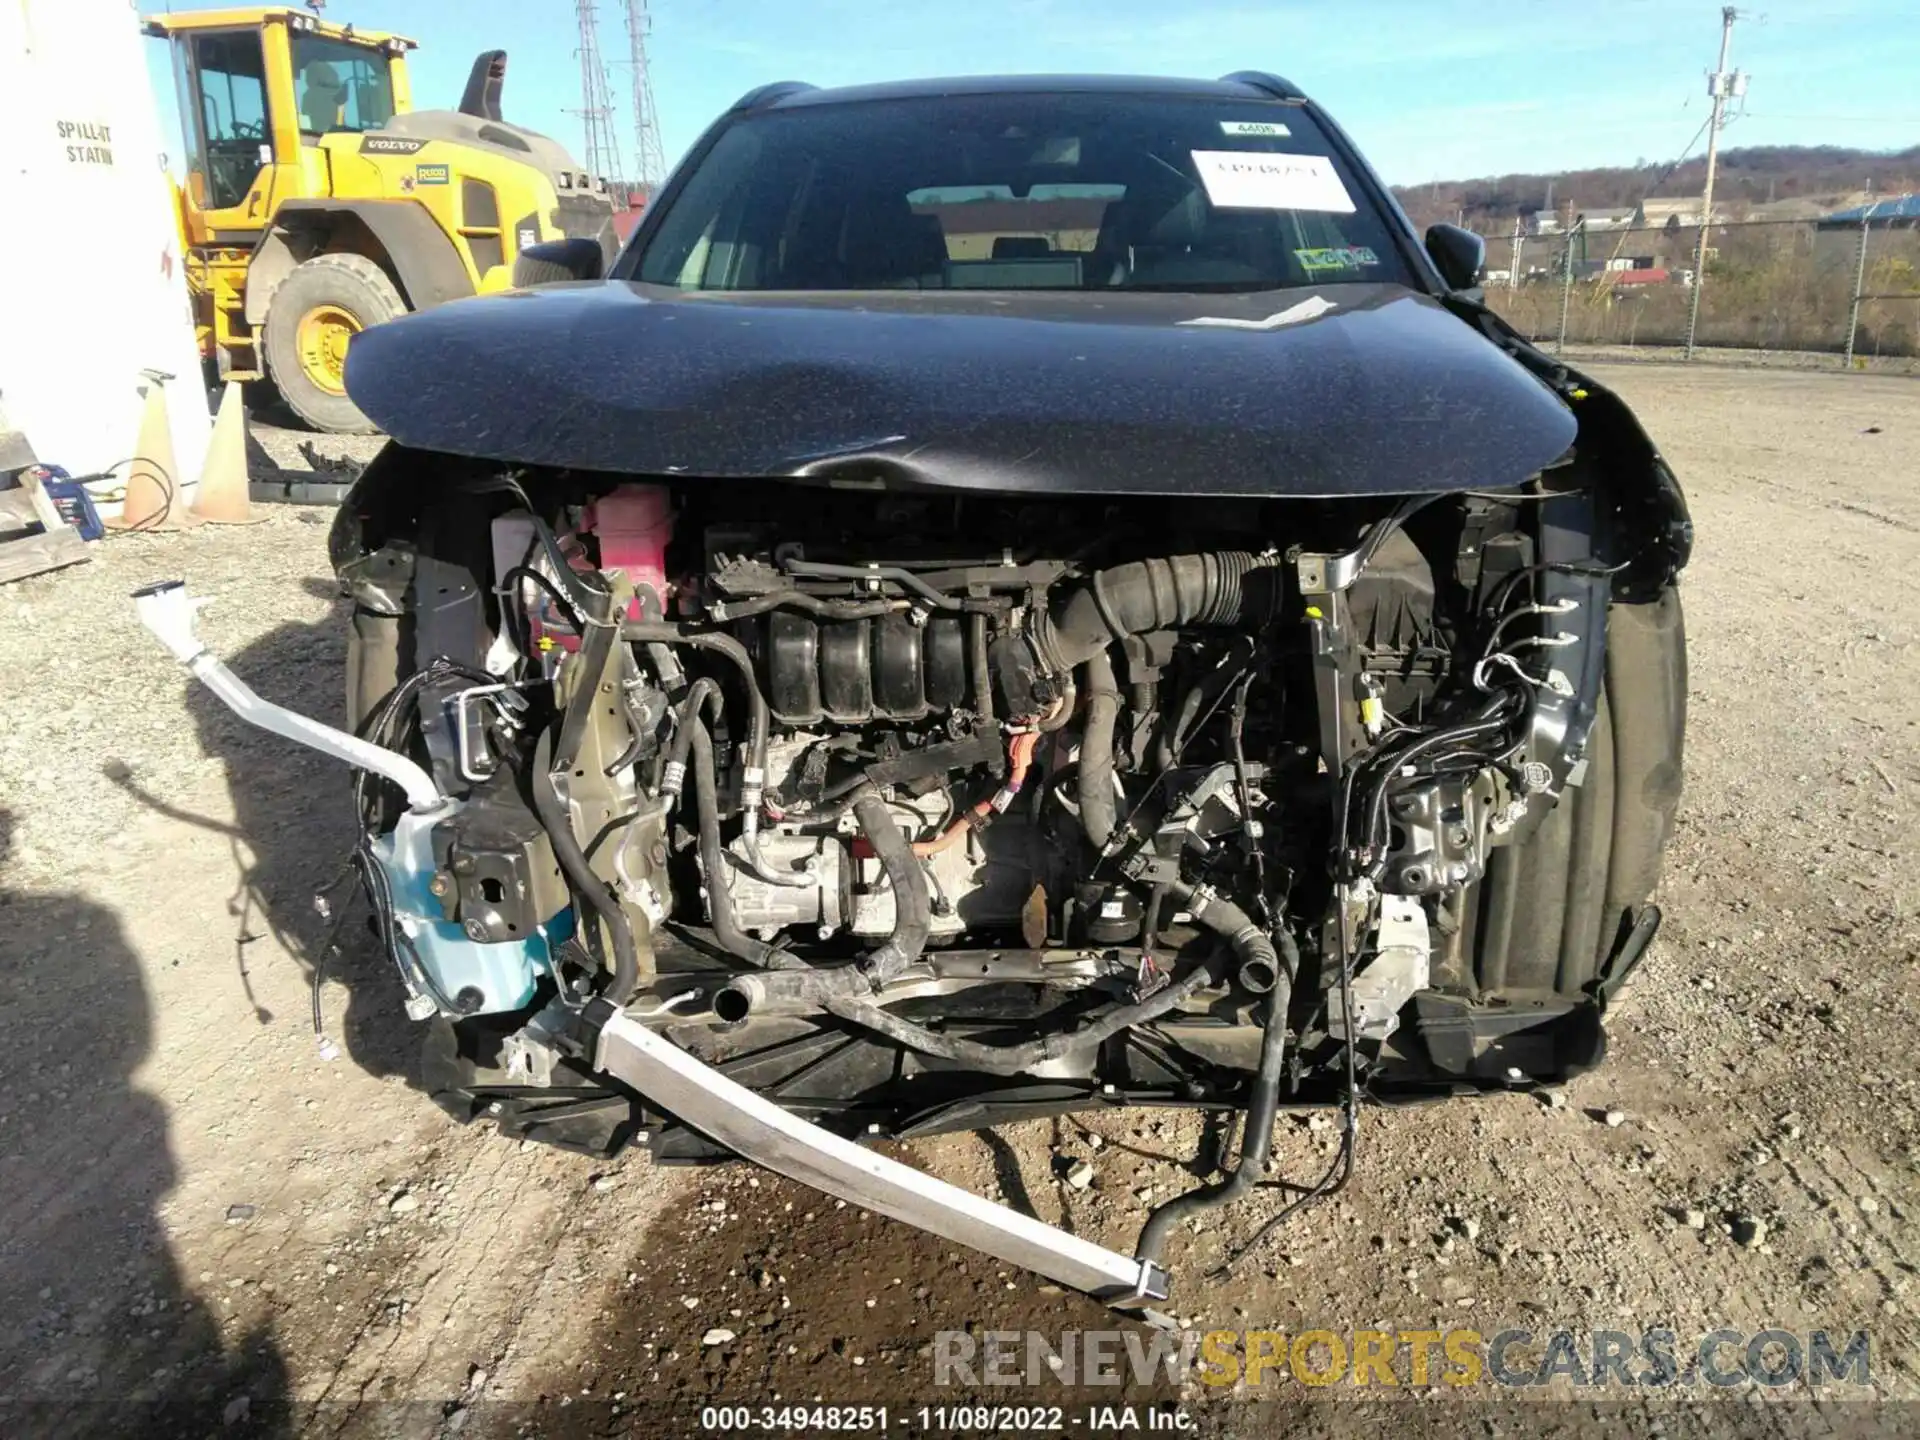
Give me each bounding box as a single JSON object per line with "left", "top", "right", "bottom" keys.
{"left": 343, "top": 281, "right": 1576, "bottom": 496}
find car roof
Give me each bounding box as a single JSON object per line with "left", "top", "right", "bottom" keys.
{"left": 745, "top": 72, "right": 1307, "bottom": 112}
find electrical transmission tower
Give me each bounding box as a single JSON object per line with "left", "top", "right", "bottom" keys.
{"left": 622, "top": 0, "right": 667, "bottom": 190}
{"left": 570, "top": 0, "right": 626, "bottom": 184}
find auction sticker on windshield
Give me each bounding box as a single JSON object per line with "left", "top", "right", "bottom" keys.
{"left": 1192, "top": 150, "right": 1356, "bottom": 214}
{"left": 1295, "top": 245, "right": 1381, "bottom": 275}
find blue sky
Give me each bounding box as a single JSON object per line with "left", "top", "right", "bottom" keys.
{"left": 142, "top": 0, "right": 1919, "bottom": 184}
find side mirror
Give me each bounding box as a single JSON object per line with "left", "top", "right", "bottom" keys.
{"left": 1424, "top": 223, "right": 1486, "bottom": 293}
{"left": 513, "top": 237, "right": 605, "bottom": 289}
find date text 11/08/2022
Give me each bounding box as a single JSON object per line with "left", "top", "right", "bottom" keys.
{"left": 698, "top": 1407, "right": 1193, "bottom": 1432}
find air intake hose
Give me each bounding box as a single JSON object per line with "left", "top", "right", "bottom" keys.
{"left": 1036, "top": 553, "right": 1286, "bottom": 675}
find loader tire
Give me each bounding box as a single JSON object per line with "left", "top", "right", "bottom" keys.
{"left": 263, "top": 253, "right": 407, "bottom": 435}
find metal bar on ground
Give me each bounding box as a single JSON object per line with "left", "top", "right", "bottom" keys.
{"left": 586, "top": 1004, "right": 1171, "bottom": 1307}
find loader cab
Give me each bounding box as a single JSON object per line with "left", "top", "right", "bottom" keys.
{"left": 147, "top": 8, "right": 415, "bottom": 247}
{"left": 141, "top": 7, "right": 605, "bottom": 434}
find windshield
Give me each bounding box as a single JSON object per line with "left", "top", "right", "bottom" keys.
{"left": 291, "top": 35, "right": 397, "bottom": 136}
{"left": 636, "top": 92, "right": 1413, "bottom": 293}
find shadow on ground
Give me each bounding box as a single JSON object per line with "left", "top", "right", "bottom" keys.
{"left": 0, "top": 804, "right": 292, "bottom": 1437}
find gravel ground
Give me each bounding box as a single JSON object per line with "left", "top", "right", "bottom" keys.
{"left": 1529, "top": 342, "right": 1920, "bottom": 378}
{"left": 1, "top": 365, "right": 1916, "bottom": 1437}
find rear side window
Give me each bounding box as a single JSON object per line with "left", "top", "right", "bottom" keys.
{"left": 636, "top": 92, "right": 1411, "bottom": 293}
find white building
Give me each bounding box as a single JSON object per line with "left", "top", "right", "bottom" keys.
{"left": 0, "top": 0, "right": 210, "bottom": 490}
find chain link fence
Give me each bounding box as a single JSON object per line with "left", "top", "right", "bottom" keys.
{"left": 1476, "top": 216, "right": 1920, "bottom": 367}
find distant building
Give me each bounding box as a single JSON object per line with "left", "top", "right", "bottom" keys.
{"left": 1529, "top": 209, "right": 1563, "bottom": 235}
{"left": 1578, "top": 207, "right": 1636, "bottom": 231}
{"left": 1635, "top": 197, "right": 1726, "bottom": 228}
{"left": 1741, "top": 196, "right": 1834, "bottom": 223}
{"left": 1816, "top": 194, "right": 1920, "bottom": 230}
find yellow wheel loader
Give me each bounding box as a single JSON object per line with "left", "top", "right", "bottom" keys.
{"left": 146, "top": 7, "right": 618, "bottom": 433}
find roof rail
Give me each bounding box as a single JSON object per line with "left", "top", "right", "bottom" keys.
{"left": 729, "top": 81, "right": 817, "bottom": 113}
{"left": 1218, "top": 70, "right": 1304, "bottom": 101}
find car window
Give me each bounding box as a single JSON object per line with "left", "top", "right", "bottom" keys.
{"left": 636, "top": 93, "right": 1411, "bottom": 293}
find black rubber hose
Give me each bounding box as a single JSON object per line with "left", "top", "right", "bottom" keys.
{"left": 825, "top": 882, "right": 1270, "bottom": 1078}
{"left": 1360, "top": 705, "right": 1520, "bottom": 859}
{"left": 1040, "top": 553, "right": 1284, "bottom": 673}
{"left": 1134, "top": 923, "right": 1300, "bottom": 1265}
{"left": 1155, "top": 682, "right": 1204, "bottom": 771}
{"left": 1035, "top": 675, "right": 1077, "bottom": 732}
{"left": 1141, "top": 883, "right": 1168, "bottom": 960}
{"left": 622, "top": 622, "right": 770, "bottom": 802}
{"left": 1078, "top": 649, "right": 1121, "bottom": 849}
{"left": 781, "top": 559, "right": 961, "bottom": 610}
{"left": 969, "top": 612, "right": 994, "bottom": 721}
{"left": 634, "top": 587, "right": 683, "bottom": 691}
{"left": 851, "top": 789, "right": 932, "bottom": 983}
{"left": 1349, "top": 494, "right": 1444, "bottom": 576}
{"left": 502, "top": 564, "right": 587, "bottom": 635}
{"left": 533, "top": 732, "right": 641, "bottom": 1005}
{"left": 1227, "top": 670, "right": 1270, "bottom": 912}
{"left": 711, "top": 592, "right": 901, "bottom": 621}
{"left": 662, "top": 678, "right": 723, "bottom": 794}
{"left": 605, "top": 644, "right": 665, "bottom": 777}
{"left": 684, "top": 719, "right": 801, "bottom": 972}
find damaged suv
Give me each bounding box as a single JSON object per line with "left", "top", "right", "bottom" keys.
{"left": 140, "top": 73, "right": 1689, "bottom": 1305}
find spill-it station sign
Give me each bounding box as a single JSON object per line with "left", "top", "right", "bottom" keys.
{"left": 57, "top": 120, "right": 113, "bottom": 166}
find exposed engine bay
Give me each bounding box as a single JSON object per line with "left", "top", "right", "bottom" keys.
{"left": 339, "top": 461, "right": 1646, "bottom": 1124}
{"left": 136, "top": 427, "right": 1684, "bottom": 1305}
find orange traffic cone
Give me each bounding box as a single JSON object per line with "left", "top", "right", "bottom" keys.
{"left": 109, "top": 372, "right": 198, "bottom": 531}
{"left": 190, "top": 382, "right": 259, "bottom": 524}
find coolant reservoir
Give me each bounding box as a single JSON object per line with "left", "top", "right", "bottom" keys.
{"left": 586, "top": 483, "right": 674, "bottom": 613}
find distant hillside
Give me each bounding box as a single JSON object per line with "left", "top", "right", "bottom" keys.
{"left": 1395, "top": 144, "right": 1920, "bottom": 232}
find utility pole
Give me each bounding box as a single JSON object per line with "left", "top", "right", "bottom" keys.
{"left": 621, "top": 0, "right": 667, "bottom": 192}
{"left": 1684, "top": 7, "right": 1746, "bottom": 359}
{"left": 1844, "top": 203, "right": 1878, "bottom": 369}
{"left": 1556, "top": 201, "right": 1577, "bottom": 353}
{"left": 1510, "top": 215, "right": 1523, "bottom": 290}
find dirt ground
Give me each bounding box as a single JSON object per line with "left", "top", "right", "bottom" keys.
{"left": 2, "top": 364, "right": 1916, "bottom": 1437}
